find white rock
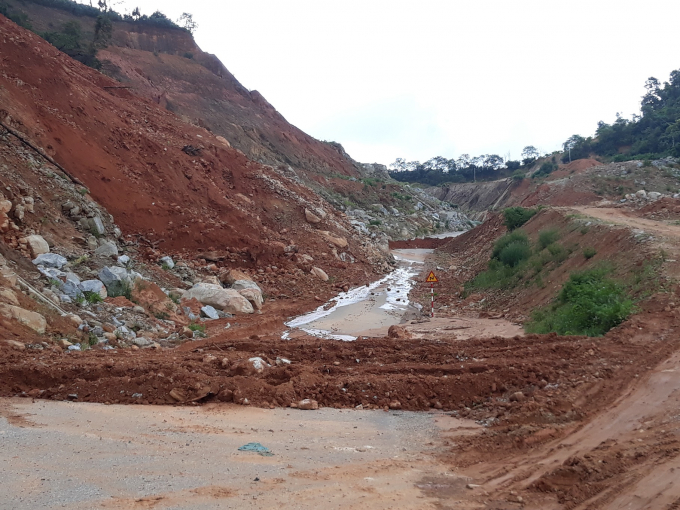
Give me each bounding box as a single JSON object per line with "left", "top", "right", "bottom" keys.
{"left": 636, "top": 190, "right": 647, "bottom": 198}
{"left": 0, "top": 304, "right": 46, "bottom": 333}
{"left": 159, "top": 256, "right": 175, "bottom": 269}
{"left": 117, "top": 255, "right": 130, "bottom": 267}
{"left": 183, "top": 283, "right": 254, "bottom": 314}
{"left": 648, "top": 191, "right": 662, "bottom": 200}
{"left": 238, "top": 287, "right": 264, "bottom": 310}
{"left": 90, "top": 216, "right": 105, "bottom": 235}
{"left": 311, "top": 266, "right": 329, "bottom": 281}
{"left": 94, "top": 240, "right": 118, "bottom": 257}
{"left": 201, "top": 305, "right": 220, "bottom": 319}
{"left": 249, "top": 357, "right": 269, "bottom": 371}
{"left": 79, "top": 280, "right": 107, "bottom": 299}
{"left": 23, "top": 235, "right": 49, "bottom": 258}
{"left": 231, "top": 279, "right": 261, "bottom": 292}
{"left": 297, "top": 399, "right": 319, "bottom": 410}
{"left": 32, "top": 253, "right": 67, "bottom": 269}
{"left": 98, "top": 266, "right": 135, "bottom": 296}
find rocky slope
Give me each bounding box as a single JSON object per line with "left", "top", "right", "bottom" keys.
{"left": 1, "top": 0, "right": 477, "bottom": 241}
{"left": 0, "top": 14, "right": 397, "bottom": 351}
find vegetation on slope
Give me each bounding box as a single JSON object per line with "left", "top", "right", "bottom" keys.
{"left": 525, "top": 267, "right": 633, "bottom": 336}
{"left": 560, "top": 69, "right": 680, "bottom": 163}
{"left": 0, "top": 0, "right": 193, "bottom": 69}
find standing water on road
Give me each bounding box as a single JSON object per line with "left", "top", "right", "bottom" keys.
{"left": 283, "top": 232, "right": 464, "bottom": 340}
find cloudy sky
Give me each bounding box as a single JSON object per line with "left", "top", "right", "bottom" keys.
{"left": 109, "top": 0, "right": 679, "bottom": 165}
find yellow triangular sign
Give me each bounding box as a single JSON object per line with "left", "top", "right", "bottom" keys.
{"left": 425, "top": 271, "right": 438, "bottom": 283}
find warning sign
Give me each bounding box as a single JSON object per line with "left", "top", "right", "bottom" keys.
{"left": 425, "top": 271, "right": 438, "bottom": 283}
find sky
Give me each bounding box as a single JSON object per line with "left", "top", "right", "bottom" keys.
{"left": 103, "top": 0, "right": 680, "bottom": 166}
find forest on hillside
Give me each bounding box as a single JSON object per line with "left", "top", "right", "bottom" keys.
{"left": 390, "top": 69, "right": 680, "bottom": 187}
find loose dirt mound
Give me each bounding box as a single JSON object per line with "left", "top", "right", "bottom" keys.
{"left": 638, "top": 196, "right": 680, "bottom": 220}
{"left": 2, "top": 301, "right": 677, "bottom": 416}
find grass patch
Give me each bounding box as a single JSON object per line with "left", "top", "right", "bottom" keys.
{"left": 538, "top": 228, "right": 560, "bottom": 250}
{"left": 503, "top": 207, "right": 537, "bottom": 231}
{"left": 525, "top": 266, "right": 633, "bottom": 336}
{"left": 83, "top": 291, "right": 102, "bottom": 304}
{"left": 188, "top": 323, "right": 206, "bottom": 333}
{"left": 466, "top": 227, "right": 573, "bottom": 294}
{"left": 583, "top": 247, "right": 597, "bottom": 259}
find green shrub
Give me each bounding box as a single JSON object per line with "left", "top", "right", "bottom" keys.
{"left": 83, "top": 291, "right": 102, "bottom": 304}
{"left": 583, "top": 247, "right": 597, "bottom": 259}
{"left": 503, "top": 207, "right": 537, "bottom": 231}
{"left": 188, "top": 323, "right": 206, "bottom": 333}
{"left": 525, "top": 267, "right": 633, "bottom": 336}
{"left": 547, "top": 243, "right": 568, "bottom": 263}
{"left": 538, "top": 228, "right": 560, "bottom": 250}
{"left": 465, "top": 259, "right": 525, "bottom": 291}
{"left": 498, "top": 241, "right": 531, "bottom": 268}
{"left": 534, "top": 161, "right": 558, "bottom": 178}
{"left": 492, "top": 230, "right": 529, "bottom": 260}
{"left": 369, "top": 219, "right": 382, "bottom": 226}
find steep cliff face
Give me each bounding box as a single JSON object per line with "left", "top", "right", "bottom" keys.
{"left": 0, "top": 15, "right": 389, "bottom": 279}
{"left": 3, "top": 1, "right": 363, "bottom": 185}
{"left": 428, "top": 179, "right": 517, "bottom": 212}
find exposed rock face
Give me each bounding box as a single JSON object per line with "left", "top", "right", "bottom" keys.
{"left": 183, "top": 283, "right": 254, "bottom": 314}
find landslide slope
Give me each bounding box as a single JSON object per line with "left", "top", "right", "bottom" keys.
{"left": 0, "top": 15, "right": 386, "bottom": 278}
{"left": 3, "top": 0, "right": 362, "bottom": 182}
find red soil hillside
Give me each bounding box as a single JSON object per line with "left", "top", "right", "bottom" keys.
{"left": 0, "top": 16, "right": 386, "bottom": 275}
{"left": 3, "top": 0, "right": 363, "bottom": 182}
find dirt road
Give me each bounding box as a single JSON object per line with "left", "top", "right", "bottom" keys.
{"left": 0, "top": 398, "right": 474, "bottom": 509}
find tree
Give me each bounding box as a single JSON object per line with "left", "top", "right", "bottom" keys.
{"left": 94, "top": 15, "right": 113, "bottom": 48}
{"left": 521, "top": 146, "right": 539, "bottom": 165}
{"left": 485, "top": 154, "right": 505, "bottom": 171}
{"left": 97, "top": 0, "right": 108, "bottom": 12}
{"left": 178, "top": 12, "right": 197, "bottom": 34}
{"left": 390, "top": 158, "right": 408, "bottom": 172}
{"left": 131, "top": 7, "right": 140, "bottom": 20}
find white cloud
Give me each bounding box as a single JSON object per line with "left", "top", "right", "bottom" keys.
{"left": 109, "top": 0, "right": 680, "bottom": 163}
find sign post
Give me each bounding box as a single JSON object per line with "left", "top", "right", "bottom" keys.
{"left": 425, "top": 271, "right": 438, "bottom": 318}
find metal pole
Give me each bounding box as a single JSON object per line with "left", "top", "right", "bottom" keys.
{"left": 431, "top": 283, "right": 434, "bottom": 318}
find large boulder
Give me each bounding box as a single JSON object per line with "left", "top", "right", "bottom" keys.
{"left": 238, "top": 287, "right": 264, "bottom": 310}
{"left": 183, "top": 283, "right": 254, "bottom": 314}
{"left": 0, "top": 304, "right": 46, "bottom": 333}
{"left": 80, "top": 280, "right": 107, "bottom": 299}
{"left": 231, "top": 279, "right": 261, "bottom": 292}
{"left": 220, "top": 269, "right": 252, "bottom": 285}
{"left": 94, "top": 240, "right": 118, "bottom": 257}
{"left": 33, "top": 253, "right": 67, "bottom": 269}
{"left": 98, "top": 266, "right": 137, "bottom": 296}
{"left": 319, "top": 231, "right": 348, "bottom": 249}
{"left": 311, "top": 267, "right": 329, "bottom": 282}
{"left": 159, "top": 256, "right": 175, "bottom": 269}
{"left": 23, "top": 235, "right": 49, "bottom": 258}
{"left": 305, "top": 208, "right": 322, "bottom": 224}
